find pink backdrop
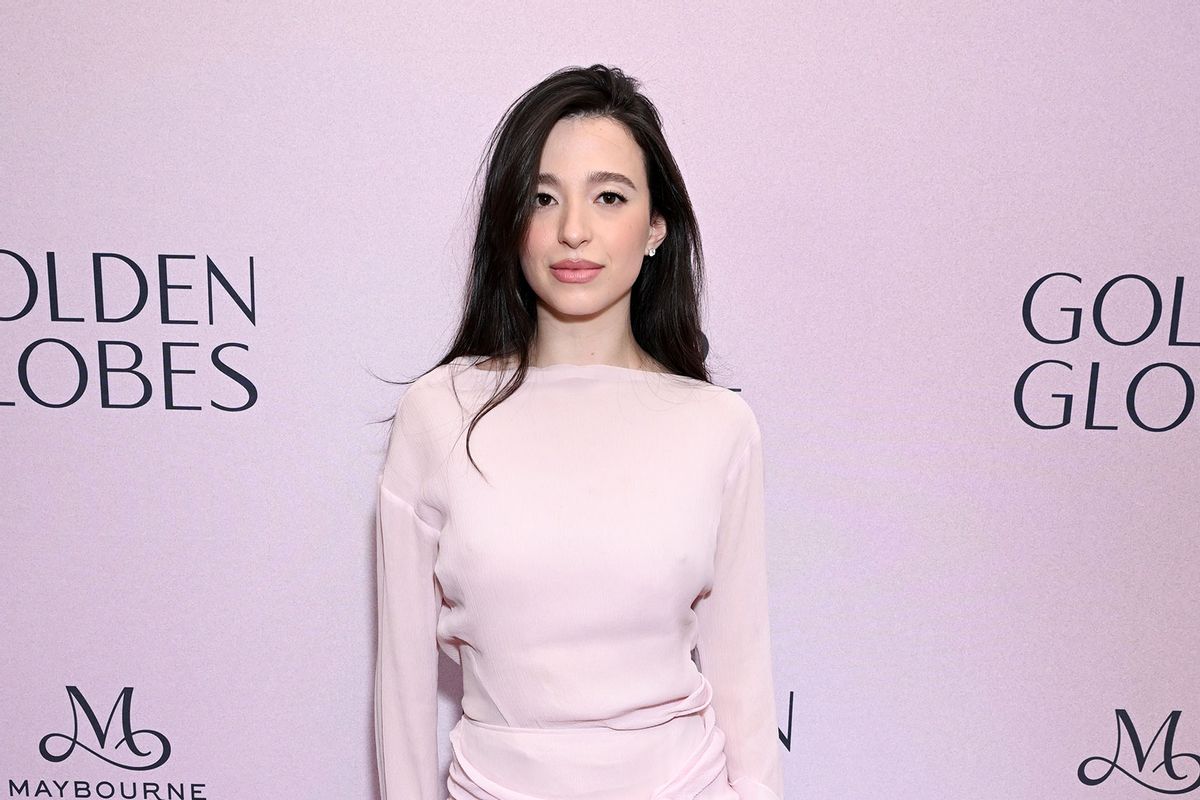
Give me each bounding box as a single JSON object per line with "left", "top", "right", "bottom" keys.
{"left": 3, "top": 3, "right": 1198, "bottom": 798}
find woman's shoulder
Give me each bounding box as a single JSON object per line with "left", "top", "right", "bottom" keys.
{"left": 404, "top": 359, "right": 467, "bottom": 393}
{"left": 381, "top": 363, "right": 476, "bottom": 481}
{"left": 702, "top": 383, "right": 760, "bottom": 442}
{"left": 385, "top": 360, "right": 477, "bottom": 436}
{"left": 644, "top": 369, "right": 760, "bottom": 448}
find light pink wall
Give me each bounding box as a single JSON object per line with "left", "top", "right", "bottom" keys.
{"left": 3, "top": 2, "right": 1198, "bottom": 797}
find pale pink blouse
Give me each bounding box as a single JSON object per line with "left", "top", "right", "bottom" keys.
{"left": 374, "top": 355, "right": 784, "bottom": 800}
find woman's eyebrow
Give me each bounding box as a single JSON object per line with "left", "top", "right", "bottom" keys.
{"left": 537, "top": 171, "right": 638, "bottom": 190}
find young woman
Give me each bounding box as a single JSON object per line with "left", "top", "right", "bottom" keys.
{"left": 374, "top": 64, "right": 784, "bottom": 800}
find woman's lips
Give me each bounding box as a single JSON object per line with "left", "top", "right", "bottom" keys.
{"left": 550, "top": 259, "right": 603, "bottom": 284}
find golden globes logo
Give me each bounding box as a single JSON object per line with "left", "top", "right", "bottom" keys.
{"left": 1016, "top": 272, "right": 1197, "bottom": 431}
{"left": 0, "top": 249, "right": 258, "bottom": 411}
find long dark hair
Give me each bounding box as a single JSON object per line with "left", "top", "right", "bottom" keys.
{"left": 379, "top": 64, "right": 712, "bottom": 477}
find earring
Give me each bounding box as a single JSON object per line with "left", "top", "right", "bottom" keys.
{"left": 647, "top": 247, "right": 656, "bottom": 257}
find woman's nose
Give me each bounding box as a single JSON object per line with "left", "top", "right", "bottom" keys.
{"left": 558, "top": 199, "right": 590, "bottom": 246}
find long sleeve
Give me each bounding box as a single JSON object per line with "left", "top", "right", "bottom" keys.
{"left": 373, "top": 391, "right": 444, "bottom": 800}
{"left": 694, "top": 417, "right": 785, "bottom": 800}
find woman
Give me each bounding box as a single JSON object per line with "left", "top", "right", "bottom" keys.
{"left": 374, "top": 64, "right": 784, "bottom": 800}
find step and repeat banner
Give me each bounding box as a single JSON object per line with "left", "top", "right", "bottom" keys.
{"left": 3, "top": 3, "right": 1197, "bottom": 799}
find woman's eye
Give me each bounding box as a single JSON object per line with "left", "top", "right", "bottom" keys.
{"left": 533, "top": 192, "right": 553, "bottom": 207}
{"left": 599, "top": 191, "right": 627, "bottom": 205}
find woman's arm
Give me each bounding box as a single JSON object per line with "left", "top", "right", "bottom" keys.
{"left": 373, "top": 391, "right": 443, "bottom": 799}
{"left": 694, "top": 413, "right": 785, "bottom": 799}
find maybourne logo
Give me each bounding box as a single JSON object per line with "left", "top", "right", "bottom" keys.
{"left": 1078, "top": 709, "right": 1200, "bottom": 793}
{"left": 38, "top": 686, "right": 171, "bottom": 770}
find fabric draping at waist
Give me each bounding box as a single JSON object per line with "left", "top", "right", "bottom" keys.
{"left": 446, "top": 673, "right": 732, "bottom": 800}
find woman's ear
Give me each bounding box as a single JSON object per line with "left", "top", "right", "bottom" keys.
{"left": 649, "top": 212, "right": 668, "bottom": 252}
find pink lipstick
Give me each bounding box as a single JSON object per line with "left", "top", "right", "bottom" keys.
{"left": 550, "top": 259, "right": 604, "bottom": 284}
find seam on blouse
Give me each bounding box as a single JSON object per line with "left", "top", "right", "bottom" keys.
{"left": 378, "top": 480, "right": 440, "bottom": 541}
{"left": 380, "top": 384, "right": 445, "bottom": 540}
{"left": 721, "top": 424, "right": 759, "bottom": 494}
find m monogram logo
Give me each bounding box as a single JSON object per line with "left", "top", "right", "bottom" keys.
{"left": 1078, "top": 709, "right": 1200, "bottom": 793}
{"left": 39, "top": 686, "right": 171, "bottom": 770}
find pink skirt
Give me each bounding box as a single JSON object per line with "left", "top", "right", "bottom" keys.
{"left": 446, "top": 676, "right": 738, "bottom": 800}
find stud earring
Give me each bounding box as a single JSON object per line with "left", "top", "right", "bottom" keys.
{"left": 646, "top": 247, "right": 656, "bottom": 257}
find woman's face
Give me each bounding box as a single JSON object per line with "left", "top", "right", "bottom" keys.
{"left": 519, "top": 115, "right": 666, "bottom": 321}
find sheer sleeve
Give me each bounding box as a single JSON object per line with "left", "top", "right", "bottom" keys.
{"left": 373, "top": 390, "right": 444, "bottom": 800}
{"left": 694, "top": 416, "right": 785, "bottom": 799}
